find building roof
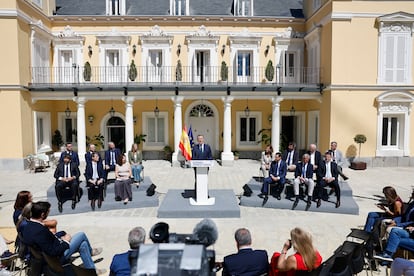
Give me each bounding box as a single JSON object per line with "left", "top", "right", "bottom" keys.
{"left": 55, "top": 0, "right": 304, "bottom": 18}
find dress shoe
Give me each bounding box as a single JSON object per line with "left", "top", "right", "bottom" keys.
{"left": 97, "top": 199, "right": 102, "bottom": 208}
{"left": 292, "top": 198, "right": 299, "bottom": 210}
{"left": 316, "top": 199, "right": 321, "bottom": 208}
{"left": 261, "top": 196, "right": 268, "bottom": 206}
{"left": 123, "top": 198, "right": 129, "bottom": 205}
{"left": 91, "top": 247, "right": 103, "bottom": 257}
{"left": 58, "top": 202, "right": 63, "bottom": 213}
{"left": 305, "top": 200, "right": 312, "bottom": 211}
{"left": 343, "top": 175, "right": 349, "bottom": 181}
{"left": 90, "top": 200, "right": 95, "bottom": 211}
{"left": 257, "top": 193, "right": 266, "bottom": 199}
{"left": 71, "top": 200, "right": 76, "bottom": 210}
{"left": 336, "top": 200, "right": 341, "bottom": 208}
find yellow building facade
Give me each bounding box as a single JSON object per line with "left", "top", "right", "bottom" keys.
{"left": 0, "top": 0, "right": 413, "bottom": 170}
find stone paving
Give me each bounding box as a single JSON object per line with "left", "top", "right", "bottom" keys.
{"left": 1, "top": 159, "right": 413, "bottom": 275}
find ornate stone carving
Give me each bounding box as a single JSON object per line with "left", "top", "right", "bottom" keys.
{"left": 379, "top": 102, "right": 409, "bottom": 113}
{"left": 191, "top": 25, "right": 212, "bottom": 37}
{"left": 57, "top": 25, "right": 78, "bottom": 38}
{"left": 379, "top": 22, "right": 411, "bottom": 33}
{"left": 145, "top": 25, "right": 166, "bottom": 37}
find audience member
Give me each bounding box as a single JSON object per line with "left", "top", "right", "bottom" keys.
{"left": 282, "top": 142, "right": 299, "bottom": 172}
{"left": 261, "top": 145, "right": 273, "bottom": 178}
{"left": 21, "top": 201, "right": 105, "bottom": 274}
{"left": 128, "top": 143, "right": 143, "bottom": 186}
{"left": 0, "top": 234, "right": 13, "bottom": 257}
{"left": 363, "top": 186, "right": 403, "bottom": 233}
{"left": 114, "top": 155, "right": 133, "bottom": 205}
{"left": 292, "top": 154, "right": 315, "bottom": 211}
{"left": 316, "top": 151, "right": 341, "bottom": 208}
{"left": 85, "top": 152, "right": 106, "bottom": 211}
{"left": 258, "top": 152, "right": 287, "bottom": 202}
{"left": 109, "top": 227, "right": 146, "bottom": 276}
{"left": 307, "top": 144, "right": 322, "bottom": 173}
{"left": 222, "top": 228, "right": 268, "bottom": 276}
{"left": 59, "top": 143, "right": 80, "bottom": 166}
{"left": 329, "top": 141, "right": 349, "bottom": 181}
{"left": 374, "top": 226, "right": 414, "bottom": 262}
{"left": 54, "top": 154, "right": 80, "bottom": 212}
{"left": 269, "top": 227, "right": 322, "bottom": 276}
{"left": 85, "top": 144, "right": 101, "bottom": 165}
{"left": 105, "top": 142, "right": 121, "bottom": 180}
{"left": 391, "top": 258, "right": 414, "bottom": 276}
{"left": 384, "top": 188, "right": 414, "bottom": 234}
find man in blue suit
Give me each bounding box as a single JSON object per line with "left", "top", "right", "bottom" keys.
{"left": 105, "top": 141, "right": 121, "bottom": 181}
{"left": 222, "top": 228, "right": 268, "bottom": 276}
{"left": 59, "top": 143, "right": 80, "bottom": 166}
{"left": 192, "top": 134, "right": 213, "bottom": 160}
{"left": 109, "top": 226, "right": 146, "bottom": 276}
{"left": 54, "top": 154, "right": 80, "bottom": 212}
{"left": 316, "top": 151, "right": 340, "bottom": 208}
{"left": 292, "top": 153, "right": 315, "bottom": 211}
{"left": 85, "top": 152, "right": 106, "bottom": 210}
{"left": 258, "top": 152, "right": 287, "bottom": 202}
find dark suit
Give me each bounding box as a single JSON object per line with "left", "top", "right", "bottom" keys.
{"left": 192, "top": 143, "right": 213, "bottom": 160}
{"left": 282, "top": 149, "right": 299, "bottom": 167}
{"left": 222, "top": 248, "right": 269, "bottom": 276}
{"left": 105, "top": 148, "right": 121, "bottom": 172}
{"left": 54, "top": 162, "right": 80, "bottom": 202}
{"left": 294, "top": 162, "right": 314, "bottom": 179}
{"left": 85, "top": 151, "right": 101, "bottom": 165}
{"left": 85, "top": 160, "right": 106, "bottom": 201}
{"left": 59, "top": 151, "right": 80, "bottom": 166}
{"left": 109, "top": 250, "right": 138, "bottom": 276}
{"left": 261, "top": 160, "right": 287, "bottom": 196}
{"left": 307, "top": 150, "right": 322, "bottom": 172}
{"left": 22, "top": 220, "right": 69, "bottom": 258}
{"left": 316, "top": 161, "right": 340, "bottom": 201}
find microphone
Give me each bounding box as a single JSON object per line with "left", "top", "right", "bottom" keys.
{"left": 192, "top": 218, "right": 218, "bottom": 247}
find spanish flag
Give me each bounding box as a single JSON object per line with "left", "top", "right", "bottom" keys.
{"left": 179, "top": 125, "right": 192, "bottom": 160}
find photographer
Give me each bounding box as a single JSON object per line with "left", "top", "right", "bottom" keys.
{"left": 269, "top": 227, "right": 322, "bottom": 276}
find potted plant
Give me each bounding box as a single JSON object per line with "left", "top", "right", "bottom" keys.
{"left": 163, "top": 145, "right": 173, "bottom": 161}
{"left": 350, "top": 134, "right": 367, "bottom": 170}
{"left": 52, "top": 130, "right": 64, "bottom": 151}
{"left": 220, "top": 61, "right": 228, "bottom": 82}
{"left": 134, "top": 134, "right": 147, "bottom": 147}
{"left": 265, "top": 60, "right": 274, "bottom": 82}
{"left": 233, "top": 151, "right": 240, "bottom": 160}
{"left": 175, "top": 60, "right": 182, "bottom": 82}
{"left": 129, "top": 60, "right": 137, "bottom": 81}
{"left": 83, "top": 61, "right": 91, "bottom": 81}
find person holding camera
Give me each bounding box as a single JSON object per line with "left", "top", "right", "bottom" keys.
{"left": 269, "top": 227, "right": 322, "bottom": 276}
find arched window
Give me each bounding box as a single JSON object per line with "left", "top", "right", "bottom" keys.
{"left": 189, "top": 104, "right": 214, "bottom": 117}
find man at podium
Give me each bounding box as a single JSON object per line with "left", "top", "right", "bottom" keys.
{"left": 192, "top": 135, "right": 213, "bottom": 160}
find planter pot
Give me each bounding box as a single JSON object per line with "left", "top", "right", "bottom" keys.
{"left": 350, "top": 161, "right": 367, "bottom": 170}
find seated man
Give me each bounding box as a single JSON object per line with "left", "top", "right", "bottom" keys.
{"left": 282, "top": 142, "right": 299, "bottom": 172}
{"left": 85, "top": 152, "right": 106, "bottom": 211}
{"left": 21, "top": 201, "right": 105, "bottom": 274}
{"left": 105, "top": 142, "right": 121, "bottom": 181}
{"left": 316, "top": 151, "right": 340, "bottom": 208}
{"left": 85, "top": 143, "right": 101, "bottom": 165}
{"left": 222, "top": 228, "right": 268, "bottom": 276}
{"left": 59, "top": 143, "right": 80, "bottom": 166}
{"left": 258, "top": 152, "right": 287, "bottom": 201}
{"left": 54, "top": 154, "right": 80, "bottom": 212}
{"left": 375, "top": 226, "right": 414, "bottom": 262}
{"left": 292, "top": 153, "right": 315, "bottom": 211}
{"left": 110, "top": 226, "right": 146, "bottom": 276}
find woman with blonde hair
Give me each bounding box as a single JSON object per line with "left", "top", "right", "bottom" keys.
{"left": 128, "top": 143, "right": 143, "bottom": 186}
{"left": 269, "top": 227, "right": 322, "bottom": 275}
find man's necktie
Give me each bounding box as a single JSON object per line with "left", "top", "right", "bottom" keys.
{"left": 276, "top": 162, "right": 279, "bottom": 176}
{"left": 302, "top": 164, "right": 306, "bottom": 177}
{"left": 200, "top": 144, "right": 204, "bottom": 153}
{"left": 111, "top": 151, "right": 115, "bottom": 165}
{"left": 287, "top": 152, "right": 291, "bottom": 165}
{"left": 65, "top": 164, "right": 69, "bottom": 178}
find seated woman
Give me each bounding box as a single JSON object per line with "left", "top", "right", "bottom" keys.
{"left": 364, "top": 186, "right": 403, "bottom": 233}
{"left": 269, "top": 227, "right": 322, "bottom": 276}
{"left": 128, "top": 143, "right": 143, "bottom": 187}
{"left": 260, "top": 145, "right": 273, "bottom": 179}
{"left": 114, "top": 154, "right": 133, "bottom": 205}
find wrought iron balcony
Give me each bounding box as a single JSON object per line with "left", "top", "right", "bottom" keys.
{"left": 29, "top": 65, "right": 321, "bottom": 91}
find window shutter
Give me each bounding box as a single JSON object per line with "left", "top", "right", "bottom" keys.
{"left": 384, "top": 35, "right": 395, "bottom": 83}
{"left": 395, "top": 35, "right": 407, "bottom": 83}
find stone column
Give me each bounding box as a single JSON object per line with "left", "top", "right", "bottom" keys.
{"left": 221, "top": 96, "right": 234, "bottom": 166}
{"left": 271, "top": 97, "right": 283, "bottom": 153}
{"left": 172, "top": 96, "right": 184, "bottom": 167}
{"left": 123, "top": 96, "right": 135, "bottom": 151}
{"left": 75, "top": 97, "right": 87, "bottom": 162}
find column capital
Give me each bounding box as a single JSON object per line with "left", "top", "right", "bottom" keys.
{"left": 221, "top": 96, "right": 234, "bottom": 104}
{"left": 122, "top": 96, "right": 135, "bottom": 105}
{"left": 171, "top": 96, "right": 184, "bottom": 105}
{"left": 74, "top": 97, "right": 88, "bottom": 105}
{"left": 271, "top": 96, "right": 283, "bottom": 105}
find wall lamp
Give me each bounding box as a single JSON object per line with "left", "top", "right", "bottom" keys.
{"left": 65, "top": 100, "right": 71, "bottom": 118}
{"left": 221, "top": 44, "right": 226, "bottom": 55}
{"left": 132, "top": 44, "right": 136, "bottom": 56}
{"left": 265, "top": 45, "right": 270, "bottom": 56}
{"left": 88, "top": 115, "right": 94, "bottom": 125}
{"left": 133, "top": 115, "right": 137, "bottom": 124}
{"left": 177, "top": 44, "right": 181, "bottom": 56}
{"left": 88, "top": 45, "right": 92, "bottom": 57}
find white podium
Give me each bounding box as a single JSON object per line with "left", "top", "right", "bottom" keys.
{"left": 189, "top": 160, "right": 215, "bottom": 205}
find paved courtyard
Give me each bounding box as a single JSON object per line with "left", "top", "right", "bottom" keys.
{"left": 1, "top": 159, "right": 413, "bottom": 275}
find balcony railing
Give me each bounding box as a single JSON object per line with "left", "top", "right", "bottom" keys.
{"left": 30, "top": 65, "right": 321, "bottom": 87}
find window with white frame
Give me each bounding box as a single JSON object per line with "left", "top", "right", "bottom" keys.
{"left": 233, "top": 0, "right": 253, "bottom": 16}
{"left": 143, "top": 112, "right": 168, "bottom": 148}
{"left": 304, "top": 29, "right": 320, "bottom": 84}
{"left": 381, "top": 115, "right": 400, "bottom": 147}
{"left": 58, "top": 113, "right": 77, "bottom": 145}
{"left": 106, "top": 0, "right": 125, "bottom": 15}
{"left": 236, "top": 112, "right": 261, "bottom": 149}
{"left": 171, "top": 0, "right": 188, "bottom": 15}
{"left": 34, "top": 112, "right": 52, "bottom": 153}
{"left": 32, "top": 39, "right": 50, "bottom": 83}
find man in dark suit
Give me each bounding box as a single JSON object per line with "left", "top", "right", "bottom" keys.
{"left": 22, "top": 201, "right": 105, "bottom": 273}
{"left": 192, "top": 134, "right": 213, "bottom": 160}
{"left": 85, "top": 152, "right": 106, "bottom": 210}
{"left": 85, "top": 143, "right": 101, "bottom": 165}
{"left": 104, "top": 141, "right": 121, "bottom": 181}
{"left": 316, "top": 151, "right": 341, "bottom": 208}
{"left": 292, "top": 154, "right": 315, "bottom": 211}
{"left": 282, "top": 142, "right": 299, "bottom": 172}
{"left": 258, "top": 152, "right": 287, "bottom": 202}
{"left": 59, "top": 143, "right": 80, "bottom": 166}
{"left": 54, "top": 154, "right": 80, "bottom": 212}
{"left": 109, "top": 226, "right": 146, "bottom": 276}
{"left": 222, "top": 228, "right": 268, "bottom": 276}
{"left": 307, "top": 143, "right": 322, "bottom": 173}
